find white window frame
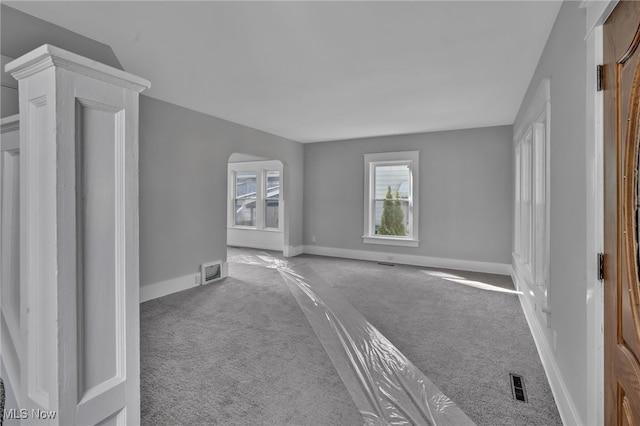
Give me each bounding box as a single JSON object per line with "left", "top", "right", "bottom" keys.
{"left": 228, "top": 160, "right": 283, "bottom": 232}
{"left": 363, "top": 150, "right": 419, "bottom": 247}
{"left": 513, "top": 78, "right": 550, "bottom": 301}
{"left": 263, "top": 169, "right": 282, "bottom": 230}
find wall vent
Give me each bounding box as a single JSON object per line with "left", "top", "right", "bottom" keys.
{"left": 201, "top": 261, "right": 223, "bottom": 285}
{"left": 510, "top": 373, "right": 528, "bottom": 402}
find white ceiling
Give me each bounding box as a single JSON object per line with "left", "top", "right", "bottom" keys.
{"left": 7, "top": 1, "right": 562, "bottom": 143}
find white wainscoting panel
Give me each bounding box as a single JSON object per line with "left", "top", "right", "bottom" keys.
{"left": 227, "top": 227, "right": 283, "bottom": 252}
{"left": 76, "top": 100, "right": 122, "bottom": 398}
{"left": 24, "top": 94, "right": 55, "bottom": 410}
{"left": 512, "top": 270, "right": 581, "bottom": 426}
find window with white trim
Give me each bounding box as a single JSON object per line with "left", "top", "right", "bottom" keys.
{"left": 264, "top": 170, "right": 280, "bottom": 229}
{"left": 228, "top": 160, "right": 283, "bottom": 231}
{"left": 363, "top": 151, "right": 419, "bottom": 247}
{"left": 234, "top": 171, "right": 258, "bottom": 227}
{"left": 514, "top": 78, "right": 549, "bottom": 297}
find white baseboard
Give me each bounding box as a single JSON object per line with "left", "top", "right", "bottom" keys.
{"left": 284, "top": 245, "right": 304, "bottom": 257}
{"left": 140, "top": 274, "right": 199, "bottom": 303}
{"left": 302, "top": 245, "right": 512, "bottom": 275}
{"left": 514, "top": 270, "right": 582, "bottom": 426}
{"left": 140, "top": 263, "right": 228, "bottom": 303}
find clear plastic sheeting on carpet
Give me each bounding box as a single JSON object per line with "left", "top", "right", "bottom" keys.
{"left": 229, "top": 253, "right": 476, "bottom": 426}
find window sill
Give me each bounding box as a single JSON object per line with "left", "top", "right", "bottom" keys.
{"left": 362, "top": 236, "right": 419, "bottom": 247}
{"left": 230, "top": 226, "right": 282, "bottom": 233}
{"left": 262, "top": 228, "right": 283, "bottom": 233}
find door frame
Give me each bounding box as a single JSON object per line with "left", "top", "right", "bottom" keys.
{"left": 582, "top": 1, "right": 618, "bottom": 425}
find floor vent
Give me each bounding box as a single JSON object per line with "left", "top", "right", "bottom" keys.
{"left": 377, "top": 262, "right": 396, "bottom": 266}
{"left": 201, "top": 260, "right": 223, "bottom": 285}
{"left": 510, "top": 373, "right": 527, "bottom": 402}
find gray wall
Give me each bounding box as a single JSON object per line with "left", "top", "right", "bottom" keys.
{"left": 1, "top": 5, "right": 122, "bottom": 118}
{"left": 0, "top": 5, "right": 122, "bottom": 69}
{"left": 304, "top": 126, "right": 513, "bottom": 264}
{"left": 1, "top": 6, "right": 304, "bottom": 287}
{"left": 513, "top": 2, "right": 587, "bottom": 422}
{"left": 139, "top": 96, "right": 303, "bottom": 287}
{"left": 1, "top": 55, "right": 19, "bottom": 118}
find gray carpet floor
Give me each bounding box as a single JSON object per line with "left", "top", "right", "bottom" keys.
{"left": 296, "top": 252, "right": 562, "bottom": 426}
{"left": 140, "top": 256, "right": 361, "bottom": 425}
{"left": 141, "top": 247, "right": 562, "bottom": 425}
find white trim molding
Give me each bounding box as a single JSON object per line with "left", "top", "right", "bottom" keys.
{"left": 283, "top": 245, "right": 304, "bottom": 257}
{"left": 5, "top": 44, "right": 150, "bottom": 92}
{"left": 140, "top": 263, "right": 229, "bottom": 303}
{"left": 515, "top": 272, "right": 582, "bottom": 426}
{"left": 582, "top": 1, "right": 616, "bottom": 423}
{"left": 581, "top": 0, "right": 619, "bottom": 37}
{"left": 513, "top": 77, "right": 551, "bottom": 324}
{"left": 140, "top": 274, "right": 199, "bottom": 303}
{"left": 363, "top": 150, "right": 419, "bottom": 247}
{"left": 362, "top": 235, "right": 419, "bottom": 247}
{"left": 304, "top": 245, "right": 512, "bottom": 276}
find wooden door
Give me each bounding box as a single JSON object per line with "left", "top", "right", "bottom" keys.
{"left": 604, "top": 1, "right": 640, "bottom": 424}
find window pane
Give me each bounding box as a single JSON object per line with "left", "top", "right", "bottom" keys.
{"left": 373, "top": 164, "right": 410, "bottom": 236}
{"left": 375, "top": 165, "right": 410, "bottom": 200}
{"left": 234, "top": 198, "right": 256, "bottom": 227}
{"left": 266, "top": 170, "right": 280, "bottom": 193}
{"left": 265, "top": 199, "right": 279, "bottom": 229}
{"left": 236, "top": 171, "right": 256, "bottom": 197}
{"left": 264, "top": 170, "right": 280, "bottom": 229}
{"left": 373, "top": 199, "right": 409, "bottom": 236}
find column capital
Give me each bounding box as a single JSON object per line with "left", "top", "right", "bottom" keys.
{"left": 5, "top": 44, "right": 150, "bottom": 92}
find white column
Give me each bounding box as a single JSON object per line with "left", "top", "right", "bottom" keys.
{"left": 1, "top": 114, "right": 22, "bottom": 419}
{"left": 6, "top": 45, "right": 149, "bottom": 426}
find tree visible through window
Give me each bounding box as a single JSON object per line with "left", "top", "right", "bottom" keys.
{"left": 372, "top": 164, "right": 410, "bottom": 236}
{"left": 377, "top": 186, "right": 407, "bottom": 236}
{"left": 363, "top": 151, "right": 419, "bottom": 246}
